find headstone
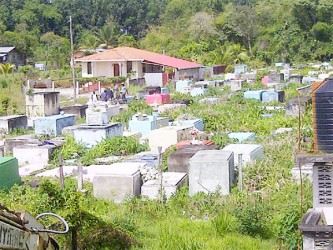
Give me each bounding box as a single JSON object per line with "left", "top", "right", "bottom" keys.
{"left": 147, "top": 125, "right": 193, "bottom": 152}
{"left": 189, "top": 150, "right": 234, "bottom": 195}
{"left": 221, "top": 144, "right": 264, "bottom": 167}
{"left": 0, "top": 115, "right": 27, "bottom": 133}
{"left": 25, "top": 91, "right": 60, "bottom": 117}
{"left": 168, "top": 144, "right": 218, "bottom": 174}
{"left": 92, "top": 164, "right": 142, "bottom": 203}
{"left": 73, "top": 123, "right": 123, "bottom": 148}
{"left": 141, "top": 172, "right": 188, "bottom": 200}
{"left": 34, "top": 114, "right": 76, "bottom": 136}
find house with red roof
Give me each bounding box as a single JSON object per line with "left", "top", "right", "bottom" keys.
{"left": 75, "top": 46, "right": 202, "bottom": 85}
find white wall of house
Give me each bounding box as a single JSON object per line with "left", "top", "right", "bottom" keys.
{"left": 95, "top": 62, "right": 112, "bottom": 77}
{"left": 132, "top": 61, "right": 143, "bottom": 79}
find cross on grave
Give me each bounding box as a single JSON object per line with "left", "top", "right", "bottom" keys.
{"left": 73, "top": 165, "right": 88, "bottom": 191}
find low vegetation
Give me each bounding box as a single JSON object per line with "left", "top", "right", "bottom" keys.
{"left": 0, "top": 81, "right": 313, "bottom": 249}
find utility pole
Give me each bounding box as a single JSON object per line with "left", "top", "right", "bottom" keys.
{"left": 69, "top": 15, "right": 76, "bottom": 104}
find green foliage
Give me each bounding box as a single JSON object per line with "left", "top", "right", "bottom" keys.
{"left": 111, "top": 100, "right": 153, "bottom": 127}
{"left": 1, "top": 97, "right": 10, "bottom": 115}
{"left": 212, "top": 210, "right": 239, "bottom": 235}
{"left": 232, "top": 193, "right": 272, "bottom": 239}
{"left": 51, "top": 136, "right": 87, "bottom": 164}
{"left": 81, "top": 136, "right": 149, "bottom": 165}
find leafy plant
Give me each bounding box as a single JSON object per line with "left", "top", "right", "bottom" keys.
{"left": 81, "top": 136, "right": 149, "bottom": 165}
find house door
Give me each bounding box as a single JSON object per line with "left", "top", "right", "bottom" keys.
{"left": 113, "top": 64, "right": 120, "bottom": 76}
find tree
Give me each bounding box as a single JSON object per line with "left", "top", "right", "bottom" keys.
{"left": 39, "top": 32, "right": 70, "bottom": 69}
{"left": 0, "top": 63, "right": 15, "bottom": 75}
{"left": 222, "top": 5, "right": 259, "bottom": 54}
{"left": 188, "top": 12, "right": 217, "bottom": 42}
{"left": 96, "top": 25, "right": 118, "bottom": 49}
{"left": 311, "top": 22, "right": 332, "bottom": 42}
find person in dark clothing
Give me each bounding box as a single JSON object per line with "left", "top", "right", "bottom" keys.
{"left": 106, "top": 88, "right": 114, "bottom": 101}
{"left": 100, "top": 90, "right": 107, "bottom": 102}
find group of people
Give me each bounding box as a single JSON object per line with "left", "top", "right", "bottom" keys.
{"left": 91, "top": 83, "right": 128, "bottom": 102}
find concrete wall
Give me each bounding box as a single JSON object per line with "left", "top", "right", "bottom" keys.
{"left": 26, "top": 92, "right": 60, "bottom": 117}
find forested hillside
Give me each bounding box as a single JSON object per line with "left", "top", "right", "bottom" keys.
{"left": 0, "top": 0, "right": 332, "bottom": 68}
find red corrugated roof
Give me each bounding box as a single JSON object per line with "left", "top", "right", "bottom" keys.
{"left": 76, "top": 46, "right": 202, "bottom": 69}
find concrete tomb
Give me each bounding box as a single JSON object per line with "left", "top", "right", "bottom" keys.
{"left": 26, "top": 91, "right": 60, "bottom": 117}
{"left": 128, "top": 114, "right": 169, "bottom": 137}
{"left": 172, "top": 119, "right": 204, "bottom": 131}
{"left": 243, "top": 90, "right": 266, "bottom": 101}
{"left": 13, "top": 143, "right": 57, "bottom": 166}
{"left": 229, "top": 80, "right": 243, "bottom": 91}
{"left": 176, "top": 80, "right": 192, "bottom": 92}
{"left": 0, "top": 115, "right": 27, "bottom": 133}
{"left": 286, "top": 97, "right": 311, "bottom": 116}
{"left": 34, "top": 114, "right": 76, "bottom": 136}
{"left": 168, "top": 144, "right": 218, "bottom": 174}
{"left": 0, "top": 157, "right": 20, "bottom": 189}
{"left": 221, "top": 144, "right": 264, "bottom": 167}
{"left": 189, "top": 150, "right": 234, "bottom": 196}
{"left": 126, "top": 151, "right": 160, "bottom": 168}
{"left": 141, "top": 172, "right": 188, "bottom": 200}
{"left": 261, "top": 90, "right": 285, "bottom": 103}
{"left": 74, "top": 122, "right": 123, "bottom": 148}
{"left": 92, "top": 163, "right": 142, "bottom": 203}
{"left": 147, "top": 125, "right": 193, "bottom": 152}
{"left": 60, "top": 104, "right": 88, "bottom": 119}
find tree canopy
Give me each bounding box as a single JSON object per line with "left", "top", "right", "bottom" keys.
{"left": 0, "top": 0, "right": 332, "bottom": 69}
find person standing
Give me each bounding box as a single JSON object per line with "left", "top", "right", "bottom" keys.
{"left": 114, "top": 84, "right": 119, "bottom": 100}
{"left": 106, "top": 87, "right": 114, "bottom": 101}
{"left": 100, "top": 90, "right": 107, "bottom": 102}
{"left": 120, "top": 83, "right": 128, "bottom": 100}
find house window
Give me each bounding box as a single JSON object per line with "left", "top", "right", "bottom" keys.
{"left": 126, "top": 61, "right": 132, "bottom": 73}
{"left": 142, "top": 64, "right": 146, "bottom": 73}
{"left": 87, "top": 62, "right": 92, "bottom": 74}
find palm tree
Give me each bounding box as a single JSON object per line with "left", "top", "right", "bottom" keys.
{"left": 0, "top": 63, "right": 15, "bottom": 75}
{"left": 96, "top": 25, "right": 118, "bottom": 49}
{"left": 0, "top": 63, "right": 15, "bottom": 93}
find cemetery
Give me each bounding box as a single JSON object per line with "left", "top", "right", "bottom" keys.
{"left": 1, "top": 63, "right": 333, "bottom": 249}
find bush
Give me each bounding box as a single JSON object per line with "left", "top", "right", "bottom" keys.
{"left": 81, "top": 136, "right": 149, "bottom": 165}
